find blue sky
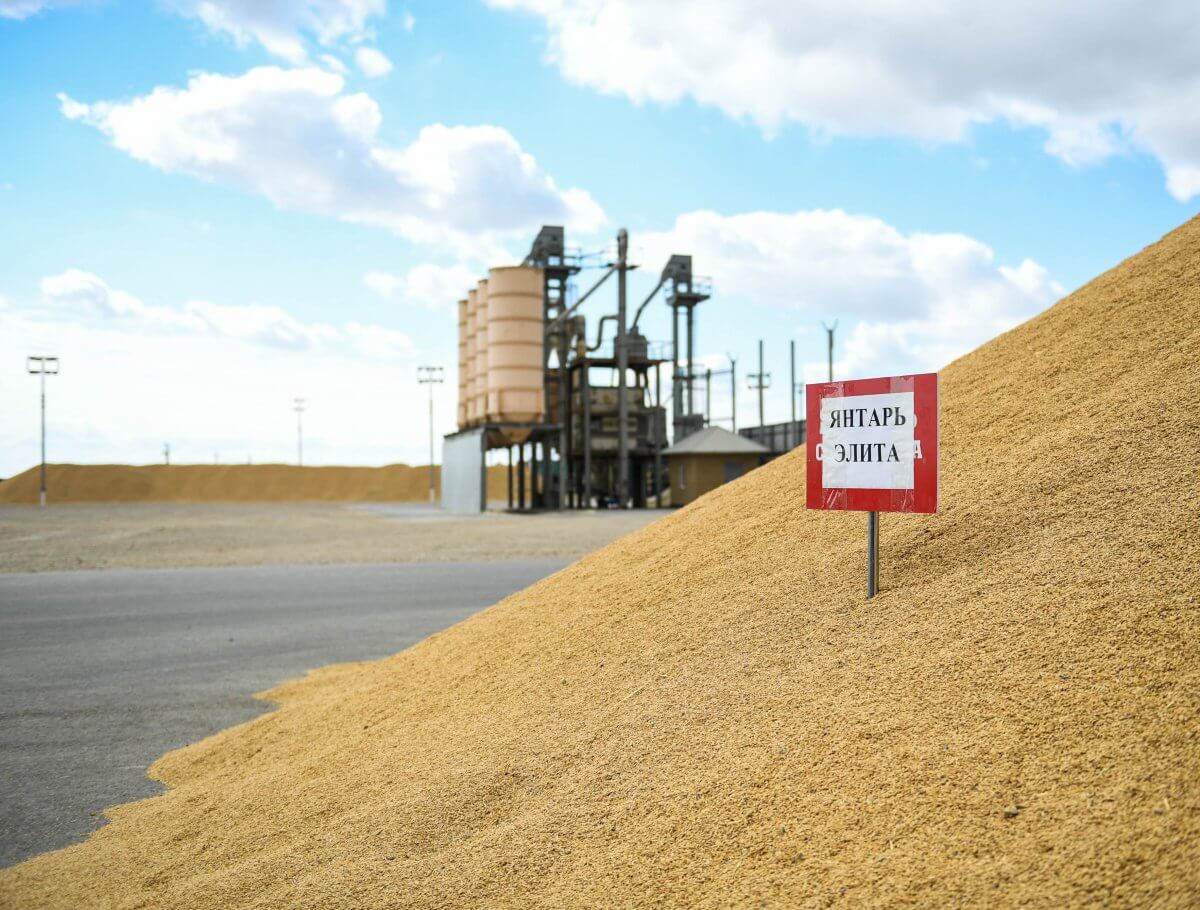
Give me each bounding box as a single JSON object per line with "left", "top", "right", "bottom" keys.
{"left": 1, "top": 0, "right": 1197, "bottom": 474}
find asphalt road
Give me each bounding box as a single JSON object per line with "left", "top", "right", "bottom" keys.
{"left": 0, "top": 559, "right": 567, "bottom": 868}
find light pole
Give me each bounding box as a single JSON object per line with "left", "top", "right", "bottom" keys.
{"left": 417, "top": 366, "right": 444, "bottom": 503}
{"left": 822, "top": 320, "right": 838, "bottom": 382}
{"left": 293, "top": 398, "right": 306, "bottom": 466}
{"left": 27, "top": 355, "right": 59, "bottom": 508}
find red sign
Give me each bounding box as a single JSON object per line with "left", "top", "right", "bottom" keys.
{"left": 806, "top": 372, "right": 939, "bottom": 513}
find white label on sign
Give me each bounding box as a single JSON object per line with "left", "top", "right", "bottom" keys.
{"left": 819, "top": 392, "right": 917, "bottom": 490}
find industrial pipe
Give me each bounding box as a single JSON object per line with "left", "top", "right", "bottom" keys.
{"left": 545, "top": 265, "right": 615, "bottom": 332}
{"left": 587, "top": 314, "right": 618, "bottom": 352}
{"left": 630, "top": 276, "right": 666, "bottom": 331}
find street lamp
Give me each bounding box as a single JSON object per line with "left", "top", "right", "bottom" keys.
{"left": 293, "top": 398, "right": 306, "bottom": 466}
{"left": 417, "top": 366, "right": 444, "bottom": 503}
{"left": 822, "top": 320, "right": 838, "bottom": 382}
{"left": 27, "top": 355, "right": 59, "bottom": 508}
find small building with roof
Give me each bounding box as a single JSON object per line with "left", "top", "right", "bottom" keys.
{"left": 663, "top": 426, "right": 770, "bottom": 506}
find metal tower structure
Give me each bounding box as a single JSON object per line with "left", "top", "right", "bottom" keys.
{"left": 661, "top": 254, "right": 711, "bottom": 441}
{"left": 524, "top": 226, "right": 582, "bottom": 509}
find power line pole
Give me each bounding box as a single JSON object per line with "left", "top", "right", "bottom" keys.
{"left": 727, "top": 354, "right": 737, "bottom": 433}
{"left": 705, "top": 367, "right": 712, "bottom": 424}
{"left": 822, "top": 320, "right": 838, "bottom": 382}
{"left": 163, "top": 443, "right": 171, "bottom": 465}
{"left": 790, "top": 339, "right": 799, "bottom": 449}
{"left": 747, "top": 339, "right": 771, "bottom": 429}
{"left": 293, "top": 397, "right": 306, "bottom": 466}
{"left": 27, "top": 355, "right": 59, "bottom": 509}
{"left": 790, "top": 339, "right": 797, "bottom": 424}
{"left": 417, "top": 366, "right": 444, "bottom": 503}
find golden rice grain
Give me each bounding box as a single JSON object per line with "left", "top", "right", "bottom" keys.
{"left": 2, "top": 217, "right": 1198, "bottom": 908}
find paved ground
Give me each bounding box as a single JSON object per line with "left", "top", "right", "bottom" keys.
{"left": 0, "top": 503, "right": 663, "bottom": 573}
{"left": 0, "top": 559, "right": 568, "bottom": 867}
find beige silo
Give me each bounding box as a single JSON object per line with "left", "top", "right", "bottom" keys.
{"left": 486, "top": 265, "right": 544, "bottom": 423}
{"left": 465, "top": 288, "right": 478, "bottom": 425}
{"left": 473, "top": 278, "right": 489, "bottom": 424}
{"left": 456, "top": 297, "right": 468, "bottom": 429}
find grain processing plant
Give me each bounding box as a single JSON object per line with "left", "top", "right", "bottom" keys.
{"left": 442, "top": 225, "right": 717, "bottom": 512}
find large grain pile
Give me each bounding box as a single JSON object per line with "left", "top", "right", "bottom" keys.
{"left": 3, "top": 219, "right": 1199, "bottom": 908}
{"left": 0, "top": 463, "right": 511, "bottom": 504}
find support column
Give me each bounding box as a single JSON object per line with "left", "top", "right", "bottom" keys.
{"left": 581, "top": 361, "right": 592, "bottom": 509}
{"left": 560, "top": 339, "right": 571, "bottom": 511}
{"left": 557, "top": 303, "right": 569, "bottom": 512}
{"left": 671, "top": 305, "right": 680, "bottom": 440}
{"left": 531, "top": 438, "right": 540, "bottom": 509}
{"left": 616, "top": 228, "right": 630, "bottom": 507}
{"left": 654, "top": 363, "right": 663, "bottom": 508}
{"left": 686, "top": 304, "right": 695, "bottom": 416}
{"left": 518, "top": 443, "right": 526, "bottom": 510}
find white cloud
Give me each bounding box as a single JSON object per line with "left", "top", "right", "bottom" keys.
{"left": 5, "top": 0, "right": 385, "bottom": 64}
{"left": 2, "top": 269, "right": 444, "bottom": 474}
{"left": 403, "top": 263, "right": 479, "bottom": 309}
{"left": 364, "top": 263, "right": 479, "bottom": 310}
{"left": 641, "top": 208, "right": 1063, "bottom": 381}
{"left": 0, "top": 304, "right": 449, "bottom": 475}
{"left": 491, "top": 0, "right": 1200, "bottom": 200}
{"left": 41, "top": 268, "right": 142, "bottom": 316}
{"left": 402, "top": 11, "right": 413, "bottom": 31}
{"left": 39, "top": 268, "right": 413, "bottom": 359}
{"left": 59, "top": 67, "right": 606, "bottom": 249}
{"left": 0, "top": 0, "right": 60, "bottom": 19}
{"left": 355, "top": 47, "right": 393, "bottom": 78}
{"left": 318, "top": 53, "right": 349, "bottom": 75}
{"left": 363, "top": 270, "right": 403, "bottom": 299}
{"left": 184, "top": 300, "right": 340, "bottom": 351}
{"left": 173, "top": 0, "right": 386, "bottom": 64}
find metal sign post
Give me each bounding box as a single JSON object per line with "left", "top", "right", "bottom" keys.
{"left": 867, "top": 510, "right": 879, "bottom": 598}
{"left": 805, "top": 372, "right": 939, "bottom": 600}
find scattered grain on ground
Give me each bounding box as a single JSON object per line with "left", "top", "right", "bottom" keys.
{"left": 0, "top": 503, "right": 662, "bottom": 573}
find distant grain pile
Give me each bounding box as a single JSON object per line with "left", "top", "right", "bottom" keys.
{"left": 3, "top": 218, "right": 1199, "bottom": 908}
{"left": 0, "top": 463, "right": 512, "bottom": 504}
